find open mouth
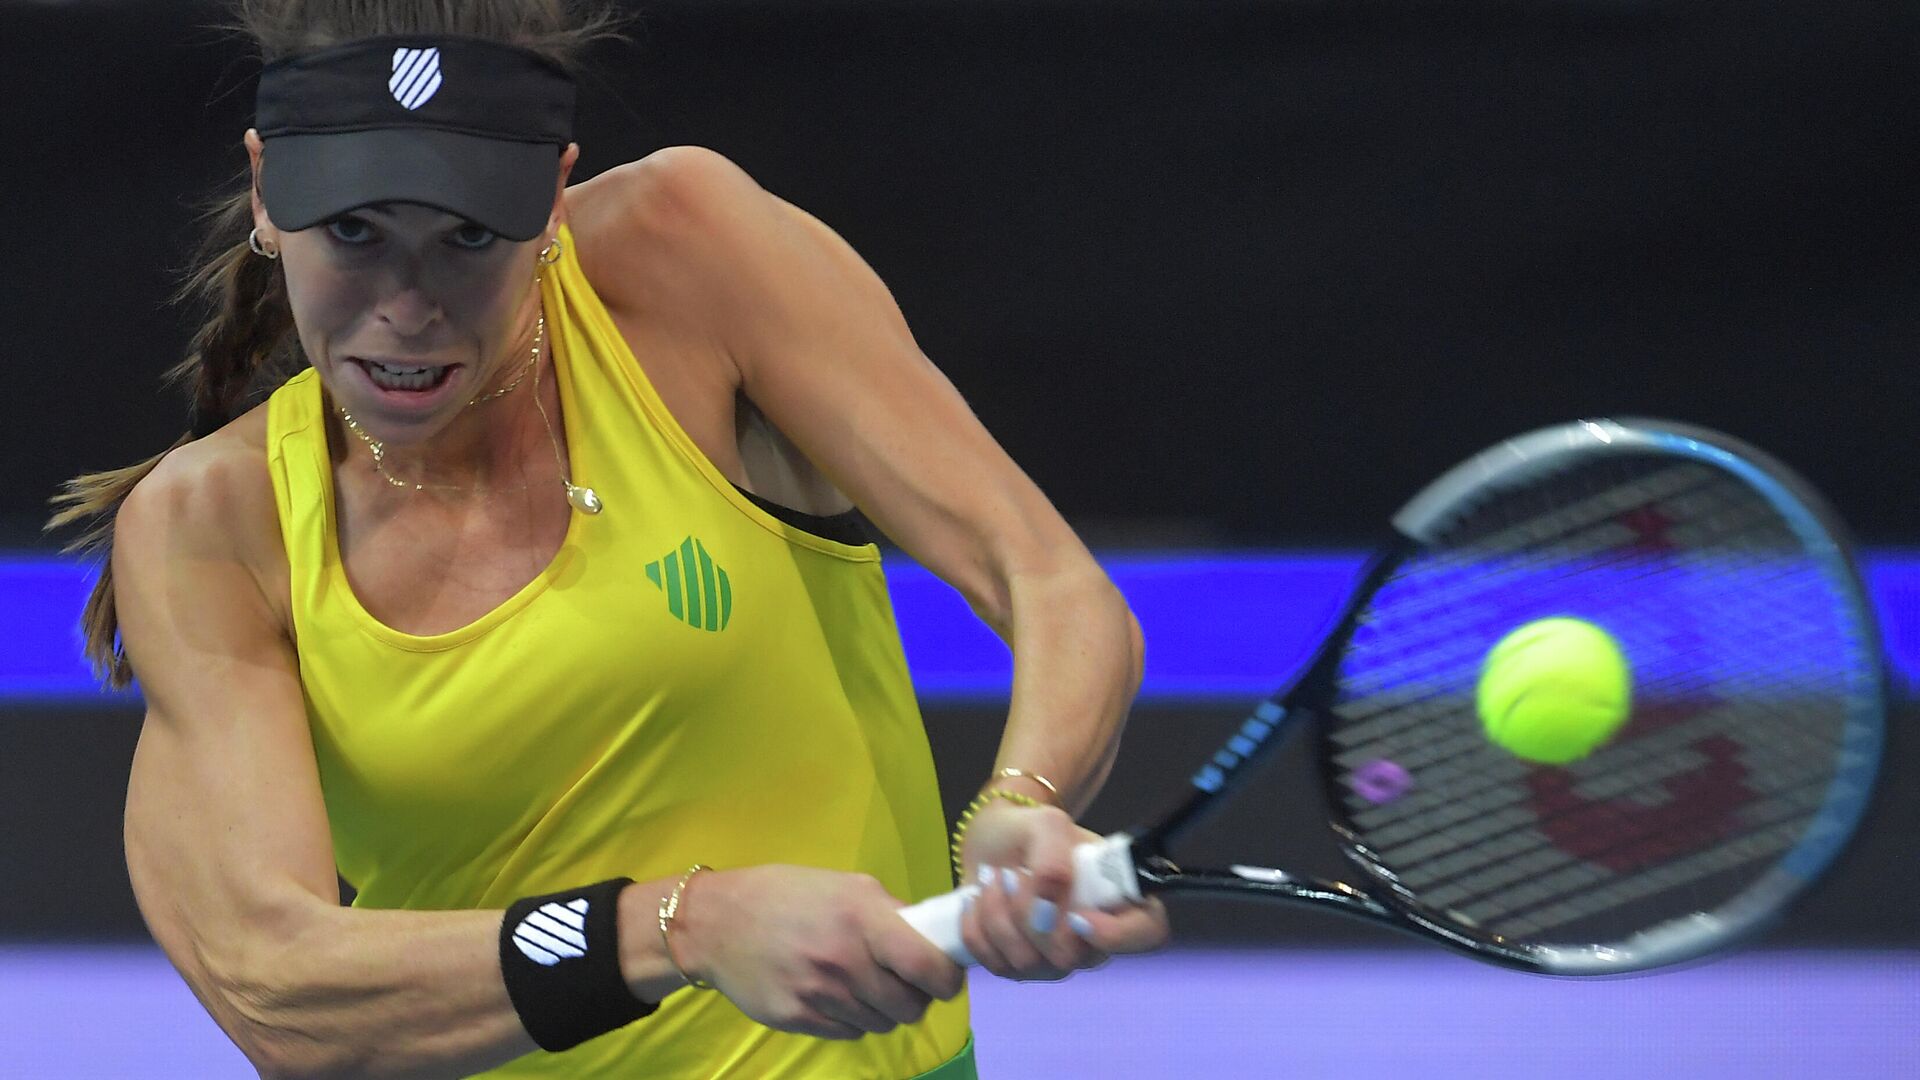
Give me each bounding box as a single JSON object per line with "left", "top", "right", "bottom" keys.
{"left": 355, "top": 358, "right": 459, "bottom": 393}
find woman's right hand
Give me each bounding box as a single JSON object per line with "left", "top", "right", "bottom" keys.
{"left": 667, "top": 865, "right": 967, "bottom": 1040}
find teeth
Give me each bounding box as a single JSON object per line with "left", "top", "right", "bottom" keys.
{"left": 365, "top": 360, "right": 441, "bottom": 391}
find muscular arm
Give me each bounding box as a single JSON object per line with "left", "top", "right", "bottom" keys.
{"left": 115, "top": 435, "right": 692, "bottom": 1080}
{"left": 583, "top": 148, "right": 1146, "bottom": 816}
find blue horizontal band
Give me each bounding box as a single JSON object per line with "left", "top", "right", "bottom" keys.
{"left": 3, "top": 551, "right": 1913, "bottom": 706}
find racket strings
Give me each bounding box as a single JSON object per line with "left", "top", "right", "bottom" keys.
{"left": 1367, "top": 738, "right": 1835, "bottom": 920}
{"left": 1351, "top": 700, "right": 1837, "bottom": 935}
{"left": 1452, "top": 781, "right": 1836, "bottom": 935}
{"left": 1343, "top": 689, "right": 1843, "bottom": 936}
{"left": 1339, "top": 625, "right": 1848, "bottom": 843}
{"left": 1347, "top": 481, "right": 1738, "bottom": 649}
{"left": 1478, "top": 812, "right": 1821, "bottom": 936}
{"left": 1336, "top": 543, "right": 1844, "bottom": 821}
{"left": 1411, "top": 752, "right": 1835, "bottom": 905}
{"left": 1347, "top": 687, "right": 1825, "bottom": 861}
{"left": 1332, "top": 514, "right": 1804, "bottom": 726}
{"left": 1321, "top": 454, "right": 1866, "bottom": 946}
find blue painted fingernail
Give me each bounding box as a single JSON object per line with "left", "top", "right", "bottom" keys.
{"left": 978, "top": 864, "right": 996, "bottom": 888}
{"left": 1000, "top": 867, "right": 1020, "bottom": 895}
{"left": 1029, "top": 899, "right": 1058, "bottom": 935}
{"left": 1067, "top": 913, "right": 1095, "bottom": 940}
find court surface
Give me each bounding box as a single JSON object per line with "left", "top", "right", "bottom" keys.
{"left": 2, "top": 946, "right": 1913, "bottom": 1077}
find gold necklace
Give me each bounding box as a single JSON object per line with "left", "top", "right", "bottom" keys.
{"left": 526, "top": 320, "right": 606, "bottom": 514}
{"left": 337, "top": 309, "right": 604, "bottom": 514}
{"left": 466, "top": 342, "right": 537, "bottom": 405}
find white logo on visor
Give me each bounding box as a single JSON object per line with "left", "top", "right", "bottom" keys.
{"left": 389, "top": 47, "right": 443, "bottom": 110}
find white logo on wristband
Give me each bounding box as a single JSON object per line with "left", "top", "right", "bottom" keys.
{"left": 512, "top": 898, "right": 590, "bottom": 966}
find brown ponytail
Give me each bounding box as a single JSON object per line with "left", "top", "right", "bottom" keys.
{"left": 46, "top": 0, "right": 626, "bottom": 687}
{"left": 46, "top": 184, "right": 298, "bottom": 687}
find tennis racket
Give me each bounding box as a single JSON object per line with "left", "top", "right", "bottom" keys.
{"left": 899, "top": 418, "right": 1886, "bottom": 974}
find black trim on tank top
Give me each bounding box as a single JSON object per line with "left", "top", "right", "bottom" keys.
{"left": 730, "top": 483, "right": 875, "bottom": 547}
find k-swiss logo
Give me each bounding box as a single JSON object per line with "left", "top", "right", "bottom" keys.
{"left": 645, "top": 537, "right": 733, "bottom": 631}
{"left": 510, "top": 897, "right": 589, "bottom": 966}
{"left": 389, "top": 47, "right": 443, "bottom": 110}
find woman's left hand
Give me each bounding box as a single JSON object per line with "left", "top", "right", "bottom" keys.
{"left": 956, "top": 799, "right": 1172, "bottom": 982}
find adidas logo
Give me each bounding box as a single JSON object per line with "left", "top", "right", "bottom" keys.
{"left": 510, "top": 898, "right": 589, "bottom": 967}
{"left": 645, "top": 537, "right": 732, "bottom": 631}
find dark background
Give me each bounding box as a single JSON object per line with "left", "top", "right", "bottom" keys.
{"left": 4, "top": 0, "right": 1917, "bottom": 547}
{"left": 1, "top": 1, "right": 1913, "bottom": 947}
{"left": 5, "top": 699, "right": 1915, "bottom": 948}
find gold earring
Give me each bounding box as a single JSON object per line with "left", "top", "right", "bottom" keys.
{"left": 538, "top": 235, "right": 564, "bottom": 265}
{"left": 248, "top": 227, "right": 279, "bottom": 260}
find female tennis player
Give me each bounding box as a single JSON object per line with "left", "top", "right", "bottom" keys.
{"left": 50, "top": 2, "right": 1168, "bottom": 1077}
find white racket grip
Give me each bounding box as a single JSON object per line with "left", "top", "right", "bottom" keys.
{"left": 1069, "top": 832, "right": 1144, "bottom": 909}
{"left": 896, "top": 833, "right": 1141, "bottom": 966}
{"left": 897, "top": 887, "right": 979, "bottom": 966}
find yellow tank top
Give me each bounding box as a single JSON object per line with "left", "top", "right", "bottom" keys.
{"left": 264, "top": 223, "right": 969, "bottom": 1078}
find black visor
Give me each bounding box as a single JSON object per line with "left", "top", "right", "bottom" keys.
{"left": 255, "top": 35, "right": 576, "bottom": 242}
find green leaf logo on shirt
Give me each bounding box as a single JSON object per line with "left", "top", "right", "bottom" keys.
{"left": 645, "top": 536, "right": 732, "bottom": 631}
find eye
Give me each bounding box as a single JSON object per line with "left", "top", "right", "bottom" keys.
{"left": 448, "top": 223, "right": 498, "bottom": 250}
{"left": 324, "top": 216, "right": 377, "bottom": 245}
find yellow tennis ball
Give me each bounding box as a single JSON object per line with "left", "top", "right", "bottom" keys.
{"left": 1476, "top": 617, "right": 1632, "bottom": 765}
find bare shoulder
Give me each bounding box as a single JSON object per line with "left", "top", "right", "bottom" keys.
{"left": 118, "top": 405, "right": 283, "bottom": 585}
{"left": 565, "top": 146, "right": 787, "bottom": 313}
{"left": 568, "top": 145, "right": 768, "bottom": 241}
{"left": 562, "top": 147, "right": 788, "bottom": 431}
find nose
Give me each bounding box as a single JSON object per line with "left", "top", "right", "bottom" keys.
{"left": 374, "top": 285, "right": 443, "bottom": 339}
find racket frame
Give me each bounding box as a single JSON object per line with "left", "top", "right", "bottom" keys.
{"left": 1115, "top": 418, "right": 1886, "bottom": 975}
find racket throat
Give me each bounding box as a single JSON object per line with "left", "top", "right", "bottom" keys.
{"left": 1135, "top": 852, "right": 1183, "bottom": 891}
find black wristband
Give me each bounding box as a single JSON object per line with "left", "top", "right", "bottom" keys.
{"left": 500, "top": 877, "right": 657, "bottom": 1052}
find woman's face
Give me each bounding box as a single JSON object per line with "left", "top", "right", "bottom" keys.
{"left": 245, "top": 131, "right": 576, "bottom": 447}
